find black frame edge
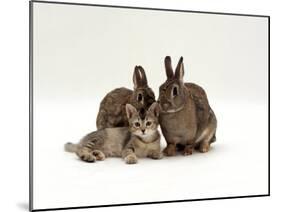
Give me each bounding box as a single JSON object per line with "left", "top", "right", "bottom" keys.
{"left": 32, "top": 194, "right": 270, "bottom": 212}
{"left": 30, "top": 0, "right": 270, "bottom": 18}
{"left": 268, "top": 16, "right": 270, "bottom": 196}
{"left": 29, "top": 0, "right": 34, "bottom": 211}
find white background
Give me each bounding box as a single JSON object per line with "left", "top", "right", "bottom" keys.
{"left": 0, "top": 0, "right": 279, "bottom": 212}
{"left": 33, "top": 3, "right": 268, "bottom": 103}
{"left": 32, "top": 1, "right": 268, "bottom": 210}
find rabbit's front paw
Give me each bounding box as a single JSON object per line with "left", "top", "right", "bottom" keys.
{"left": 199, "top": 143, "right": 210, "bottom": 153}
{"left": 183, "top": 145, "right": 194, "bottom": 156}
{"left": 163, "top": 144, "right": 176, "bottom": 156}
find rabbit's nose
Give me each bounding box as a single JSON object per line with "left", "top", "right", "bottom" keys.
{"left": 163, "top": 103, "right": 169, "bottom": 110}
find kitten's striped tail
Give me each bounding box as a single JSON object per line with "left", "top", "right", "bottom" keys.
{"left": 64, "top": 142, "right": 78, "bottom": 153}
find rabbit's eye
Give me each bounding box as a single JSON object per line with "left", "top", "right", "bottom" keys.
{"left": 134, "top": 122, "right": 140, "bottom": 127}
{"left": 146, "top": 121, "right": 152, "bottom": 127}
{"left": 137, "top": 94, "right": 143, "bottom": 102}
{"left": 173, "top": 87, "right": 178, "bottom": 97}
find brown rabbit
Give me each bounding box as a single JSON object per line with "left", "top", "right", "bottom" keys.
{"left": 158, "top": 56, "right": 217, "bottom": 156}
{"left": 96, "top": 66, "right": 155, "bottom": 130}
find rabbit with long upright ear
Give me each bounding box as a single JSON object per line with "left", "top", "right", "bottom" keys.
{"left": 96, "top": 66, "right": 155, "bottom": 130}
{"left": 158, "top": 56, "right": 217, "bottom": 156}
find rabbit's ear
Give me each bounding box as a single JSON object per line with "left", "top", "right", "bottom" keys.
{"left": 175, "top": 56, "right": 184, "bottom": 81}
{"left": 126, "top": 104, "right": 137, "bottom": 119}
{"left": 133, "top": 66, "right": 147, "bottom": 89}
{"left": 148, "top": 102, "right": 160, "bottom": 117}
{"left": 165, "top": 56, "right": 174, "bottom": 79}
{"left": 137, "top": 66, "right": 148, "bottom": 86}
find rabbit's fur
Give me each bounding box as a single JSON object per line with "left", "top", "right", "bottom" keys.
{"left": 96, "top": 66, "right": 155, "bottom": 130}
{"left": 158, "top": 56, "right": 217, "bottom": 156}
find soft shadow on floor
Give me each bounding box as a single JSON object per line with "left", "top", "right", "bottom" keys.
{"left": 17, "top": 202, "right": 29, "bottom": 211}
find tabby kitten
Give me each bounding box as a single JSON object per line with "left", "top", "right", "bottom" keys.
{"left": 64, "top": 102, "right": 162, "bottom": 164}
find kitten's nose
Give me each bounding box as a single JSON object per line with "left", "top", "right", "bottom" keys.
{"left": 141, "top": 129, "right": 145, "bottom": 134}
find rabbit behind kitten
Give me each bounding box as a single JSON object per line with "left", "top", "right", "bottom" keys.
{"left": 96, "top": 66, "right": 155, "bottom": 130}
{"left": 158, "top": 56, "right": 217, "bottom": 156}
{"left": 65, "top": 102, "right": 162, "bottom": 164}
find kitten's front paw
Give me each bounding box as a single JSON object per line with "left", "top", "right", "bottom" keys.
{"left": 149, "top": 151, "right": 163, "bottom": 159}
{"left": 92, "top": 150, "right": 106, "bottom": 161}
{"left": 77, "top": 149, "right": 96, "bottom": 162}
{"left": 124, "top": 154, "right": 138, "bottom": 164}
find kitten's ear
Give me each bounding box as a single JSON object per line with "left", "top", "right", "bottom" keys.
{"left": 148, "top": 102, "right": 160, "bottom": 117}
{"left": 125, "top": 104, "right": 137, "bottom": 119}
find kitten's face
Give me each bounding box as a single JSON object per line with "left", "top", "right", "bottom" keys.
{"left": 129, "top": 112, "right": 158, "bottom": 139}
{"left": 126, "top": 102, "right": 160, "bottom": 141}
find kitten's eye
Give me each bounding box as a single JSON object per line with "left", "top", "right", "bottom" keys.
{"left": 172, "top": 87, "right": 178, "bottom": 97}
{"left": 134, "top": 122, "right": 140, "bottom": 127}
{"left": 137, "top": 94, "right": 143, "bottom": 102}
{"left": 146, "top": 121, "right": 152, "bottom": 127}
